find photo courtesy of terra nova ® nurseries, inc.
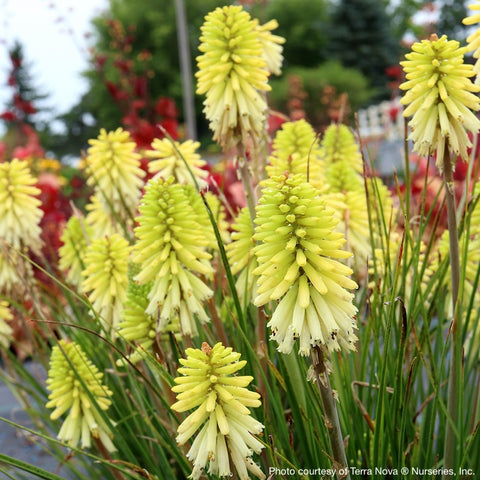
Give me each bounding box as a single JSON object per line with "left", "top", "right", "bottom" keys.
{"left": 0, "top": 1, "right": 480, "bottom": 480}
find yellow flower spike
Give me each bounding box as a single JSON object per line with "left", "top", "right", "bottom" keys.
{"left": 463, "top": 1, "right": 480, "bottom": 83}
{"left": 82, "top": 234, "right": 130, "bottom": 335}
{"left": 46, "top": 340, "right": 116, "bottom": 452}
{"left": 0, "top": 158, "right": 43, "bottom": 252}
{"left": 59, "top": 215, "right": 93, "bottom": 289}
{"left": 254, "top": 174, "right": 358, "bottom": 355}
{"left": 133, "top": 177, "right": 214, "bottom": 337}
{"left": 267, "top": 119, "right": 324, "bottom": 189}
{"left": 400, "top": 34, "right": 480, "bottom": 171}
{"left": 146, "top": 138, "right": 209, "bottom": 188}
{"left": 319, "top": 124, "right": 395, "bottom": 267}
{"left": 172, "top": 342, "right": 265, "bottom": 480}
{"left": 196, "top": 5, "right": 271, "bottom": 150}
{"left": 0, "top": 300, "right": 13, "bottom": 349}
{"left": 254, "top": 19, "right": 285, "bottom": 76}
{"left": 85, "top": 128, "right": 145, "bottom": 224}
{"left": 226, "top": 207, "right": 258, "bottom": 303}
{"left": 84, "top": 193, "right": 120, "bottom": 238}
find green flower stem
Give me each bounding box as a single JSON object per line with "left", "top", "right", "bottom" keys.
{"left": 312, "top": 346, "right": 351, "bottom": 480}
{"left": 442, "top": 145, "right": 462, "bottom": 477}
{"left": 237, "top": 142, "right": 258, "bottom": 227}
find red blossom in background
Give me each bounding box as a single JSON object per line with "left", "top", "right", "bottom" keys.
{"left": 92, "top": 19, "right": 179, "bottom": 149}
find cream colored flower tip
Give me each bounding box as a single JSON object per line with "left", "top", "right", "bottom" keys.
{"left": 400, "top": 34, "right": 480, "bottom": 171}
{"left": 146, "top": 138, "right": 208, "bottom": 188}
{"left": 81, "top": 233, "right": 130, "bottom": 334}
{"left": 253, "top": 174, "right": 358, "bottom": 355}
{"left": 254, "top": 19, "right": 285, "bottom": 76}
{"left": 59, "top": 215, "right": 93, "bottom": 289}
{"left": 0, "top": 300, "right": 13, "bottom": 349}
{"left": 172, "top": 342, "right": 265, "bottom": 480}
{"left": 46, "top": 340, "right": 116, "bottom": 452}
{"left": 196, "top": 5, "right": 270, "bottom": 149}
{"left": 0, "top": 158, "right": 43, "bottom": 251}
{"left": 85, "top": 127, "right": 145, "bottom": 218}
{"left": 133, "top": 176, "right": 214, "bottom": 336}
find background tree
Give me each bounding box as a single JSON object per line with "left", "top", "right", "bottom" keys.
{"left": 72, "top": 0, "right": 230, "bottom": 147}
{"left": 436, "top": 0, "right": 469, "bottom": 42}
{"left": 253, "top": 0, "right": 331, "bottom": 68}
{"left": 0, "top": 41, "right": 51, "bottom": 159}
{"left": 328, "top": 0, "right": 400, "bottom": 101}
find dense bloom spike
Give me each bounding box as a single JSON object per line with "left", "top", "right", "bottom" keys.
{"left": 0, "top": 158, "right": 43, "bottom": 252}
{"left": 0, "top": 300, "right": 13, "bottom": 349}
{"left": 253, "top": 174, "right": 358, "bottom": 355}
{"left": 117, "top": 264, "right": 179, "bottom": 365}
{"left": 133, "top": 177, "right": 214, "bottom": 336}
{"left": 85, "top": 128, "right": 145, "bottom": 224}
{"left": 82, "top": 234, "right": 130, "bottom": 334}
{"left": 171, "top": 342, "right": 265, "bottom": 480}
{"left": 59, "top": 215, "right": 93, "bottom": 289}
{"left": 320, "top": 124, "right": 363, "bottom": 182}
{"left": 319, "top": 124, "right": 395, "bottom": 266}
{"left": 46, "top": 340, "right": 116, "bottom": 451}
{"left": 400, "top": 34, "right": 480, "bottom": 171}
{"left": 226, "top": 207, "right": 258, "bottom": 303}
{"left": 463, "top": 1, "right": 480, "bottom": 83}
{"left": 254, "top": 19, "right": 285, "bottom": 76}
{"left": 196, "top": 5, "right": 271, "bottom": 149}
{"left": 146, "top": 138, "right": 208, "bottom": 188}
{"left": 266, "top": 119, "right": 323, "bottom": 189}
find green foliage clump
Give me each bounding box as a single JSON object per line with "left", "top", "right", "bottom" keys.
{"left": 269, "top": 61, "right": 375, "bottom": 127}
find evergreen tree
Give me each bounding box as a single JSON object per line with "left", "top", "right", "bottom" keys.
{"left": 257, "top": 0, "right": 330, "bottom": 68}
{"left": 436, "top": 0, "right": 469, "bottom": 42}
{"left": 328, "top": 0, "right": 400, "bottom": 101}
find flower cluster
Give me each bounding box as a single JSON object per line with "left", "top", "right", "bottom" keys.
{"left": 0, "top": 158, "right": 43, "bottom": 251}
{"left": 46, "top": 340, "right": 116, "bottom": 452}
{"left": 133, "top": 176, "right": 214, "bottom": 336}
{"left": 171, "top": 342, "right": 265, "bottom": 480}
{"left": 84, "top": 128, "right": 145, "bottom": 227}
{"left": 146, "top": 138, "right": 209, "bottom": 188}
{"left": 81, "top": 233, "right": 130, "bottom": 335}
{"left": 0, "top": 159, "right": 43, "bottom": 296}
{"left": 196, "top": 5, "right": 272, "bottom": 149}
{"left": 117, "top": 264, "right": 179, "bottom": 365}
{"left": 253, "top": 174, "right": 358, "bottom": 355}
{"left": 400, "top": 34, "right": 480, "bottom": 171}
{"left": 58, "top": 215, "right": 93, "bottom": 289}
{"left": 266, "top": 119, "right": 323, "bottom": 189}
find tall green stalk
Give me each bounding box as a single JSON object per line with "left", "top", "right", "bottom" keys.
{"left": 442, "top": 146, "right": 462, "bottom": 476}
{"left": 312, "top": 346, "right": 351, "bottom": 480}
